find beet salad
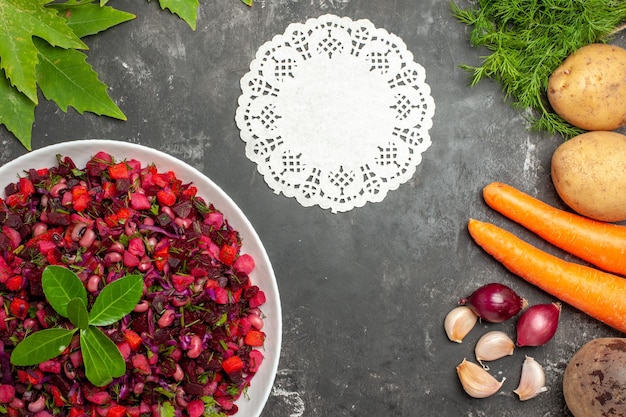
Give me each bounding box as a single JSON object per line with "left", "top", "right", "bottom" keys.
{"left": 0, "top": 151, "right": 267, "bottom": 417}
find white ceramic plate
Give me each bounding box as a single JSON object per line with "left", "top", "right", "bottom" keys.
{"left": 0, "top": 139, "right": 282, "bottom": 417}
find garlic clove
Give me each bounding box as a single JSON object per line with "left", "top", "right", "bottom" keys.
{"left": 475, "top": 330, "right": 515, "bottom": 365}
{"left": 456, "top": 358, "right": 505, "bottom": 398}
{"left": 514, "top": 355, "right": 548, "bottom": 401}
{"left": 444, "top": 306, "right": 478, "bottom": 343}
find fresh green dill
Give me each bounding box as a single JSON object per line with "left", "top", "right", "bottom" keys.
{"left": 451, "top": 0, "right": 626, "bottom": 138}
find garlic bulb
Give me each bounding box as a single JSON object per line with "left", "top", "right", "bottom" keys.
{"left": 456, "top": 358, "right": 505, "bottom": 398}
{"left": 514, "top": 356, "right": 548, "bottom": 401}
{"left": 444, "top": 306, "right": 478, "bottom": 343}
{"left": 475, "top": 330, "right": 515, "bottom": 365}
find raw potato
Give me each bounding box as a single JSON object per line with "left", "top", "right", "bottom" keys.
{"left": 548, "top": 43, "right": 626, "bottom": 131}
{"left": 563, "top": 338, "right": 626, "bottom": 417}
{"left": 551, "top": 131, "right": 626, "bottom": 222}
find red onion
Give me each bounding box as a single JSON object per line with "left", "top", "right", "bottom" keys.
{"left": 516, "top": 302, "right": 561, "bottom": 347}
{"left": 459, "top": 283, "right": 527, "bottom": 323}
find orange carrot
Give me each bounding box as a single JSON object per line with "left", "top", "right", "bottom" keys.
{"left": 483, "top": 182, "right": 626, "bottom": 276}
{"left": 468, "top": 218, "right": 626, "bottom": 334}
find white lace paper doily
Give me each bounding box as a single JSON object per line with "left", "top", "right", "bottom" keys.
{"left": 235, "top": 14, "right": 435, "bottom": 213}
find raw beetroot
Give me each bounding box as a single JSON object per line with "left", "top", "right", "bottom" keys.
{"left": 0, "top": 152, "right": 267, "bottom": 416}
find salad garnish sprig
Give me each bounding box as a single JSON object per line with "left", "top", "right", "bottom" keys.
{"left": 10, "top": 265, "right": 143, "bottom": 387}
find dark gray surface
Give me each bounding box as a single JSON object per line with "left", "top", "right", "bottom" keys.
{"left": 1, "top": 1, "right": 625, "bottom": 416}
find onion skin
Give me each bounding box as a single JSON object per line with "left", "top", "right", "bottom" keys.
{"left": 516, "top": 302, "right": 561, "bottom": 347}
{"left": 460, "top": 283, "right": 527, "bottom": 323}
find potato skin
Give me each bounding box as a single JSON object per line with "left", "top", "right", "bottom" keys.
{"left": 548, "top": 43, "right": 626, "bottom": 131}
{"left": 551, "top": 131, "right": 626, "bottom": 222}
{"left": 563, "top": 338, "right": 626, "bottom": 417}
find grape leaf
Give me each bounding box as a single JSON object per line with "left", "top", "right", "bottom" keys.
{"left": 80, "top": 326, "right": 126, "bottom": 387}
{"left": 10, "top": 328, "right": 76, "bottom": 366}
{"left": 0, "top": 0, "right": 87, "bottom": 104}
{"left": 41, "top": 265, "right": 88, "bottom": 318}
{"left": 0, "top": 70, "right": 36, "bottom": 150}
{"left": 158, "top": 0, "right": 199, "bottom": 30}
{"left": 34, "top": 38, "right": 126, "bottom": 121}
{"left": 49, "top": 1, "right": 136, "bottom": 38}
{"left": 88, "top": 274, "right": 143, "bottom": 326}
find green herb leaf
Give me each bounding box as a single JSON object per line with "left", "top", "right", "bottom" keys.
{"left": 89, "top": 274, "right": 143, "bottom": 326}
{"left": 160, "top": 402, "right": 176, "bottom": 417}
{"left": 80, "top": 326, "right": 125, "bottom": 387}
{"left": 42, "top": 265, "right": 88, "bottom": 318}
{"left": 0, "top": 68, "right": 35, "bottom": 151}
{"left": 451, "top": 0, "right": 626, "bottom": 138}
{"left": 158, "top": 0, "right": 199, "bottom": 30}
{"left": 49, "top": 1, "right": 136, "bottom": 38}
{"left": 10, "top": 328, "right": 76, "bottom": 366}
{"left": 0, "top": 0, "right": 87, "bottom": 104}
{"left": 67, "top": 298, "right": 90, "bottom": 330}
{"left": 35, "top": 38, "right": 126, "bottom": 121}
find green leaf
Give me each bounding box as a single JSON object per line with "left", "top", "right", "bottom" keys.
{"left": 160, "top": 402, "right": 176, "bottom": 417}
{"left": 89, "top": 275, "right": 143, "bottom": 326}
{"left": 0, "top": 69, "right": 35, "bottom": 151}
{"left": 67, "top": 298, "right": 90, "bottom": 330}
{"left": 158, "top": 0, "right": 199, "bottom": 30}
{"left": 0, "top": 0, "right": 87, "bottom": 104}
{"left": 49, "top": 1, "right": 136, "bottom": 38}
{"left": 80, "top": 326, "right": 125, "bottom": 386}
{"left": 241, "top": 0, "right": 253, "bottom": 6}
{"left": 10, "top": 328, "right": 76, "bottom": 366}
{"left": 34, "top": 38, "right": 126, "bottom": 120}
{"left": 42, "top": 265, "right": 88, "bottom": 318}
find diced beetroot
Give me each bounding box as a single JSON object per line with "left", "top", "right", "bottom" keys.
{"left": 2, "top": 226, "right": 21, "bottom": 251}
{"left": 38, "top": 359, "right": 62, "bottom": 373}
{"left": 211, "top": 287, "right": 229, "bottom": 305}
{"left": 0, "top": 258, "right": 12, "bottom": 283}
{"left": 5, "top": 275, "right": 23, "bottom": 291}
{"left": 18, "top": 177, "right": 35, "bottom": 196}
{"left": 9, "top": 298, "right": 29, "bottom": 320}
{"left": 70, "top": 350, "right": 83, "bottom": 369}
{"left": 187, "top": 399, "right": 205, "bottom": 417}
{"left": 123, "top": 251, "right": 140, "bottom": 267}
{"left": 127, "top": 237, "right": 146, "bottom": 257}
{"left": 130, "top": 192, "right": 151, "bottom": 210}
{"left": 233, "top": 253, "right": 255, "bottom": 274}
{"left": 171, "top": 274, "right": 194, "bottom": 292}
{"left": 116, "top": 341, "right": 131, "bottom": 360}
{"left": 0, "top": 309, "right": 7, "bottom": 331}
{"left": 248, "top": 290, "right": 267, "bottom": 308}
{"left": 102, "top": 181, "right": 116, "bottom": 199}
{"left": 105, "top": 405, "right": 127, "bottom": 417}
{"left": 131, "top": 354, "right": 151, "bottom": 375}
{"left": 0, "top": 384, "right": 15, "bottom": 403}
{"left": 84, "top": 389, "right": 111, "bottom": 405}
{"left": 86, "top": 151, "right": 113, "bottom": 176}
{"left": 247, "top": 350, "right": 264, "bottom": 373}
{"left": 35, "top": 308, "right": 49, "bottom": 328}
{"left": 37, "top": 239, "right": 57, "bottom": 255}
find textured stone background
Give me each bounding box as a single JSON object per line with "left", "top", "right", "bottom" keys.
{"left": 1, "top": 1, "right": 625, "bottom": 416}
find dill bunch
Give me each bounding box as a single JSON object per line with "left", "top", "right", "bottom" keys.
{"left": 451, "top": 0, "right": 626, "bottom": 138}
